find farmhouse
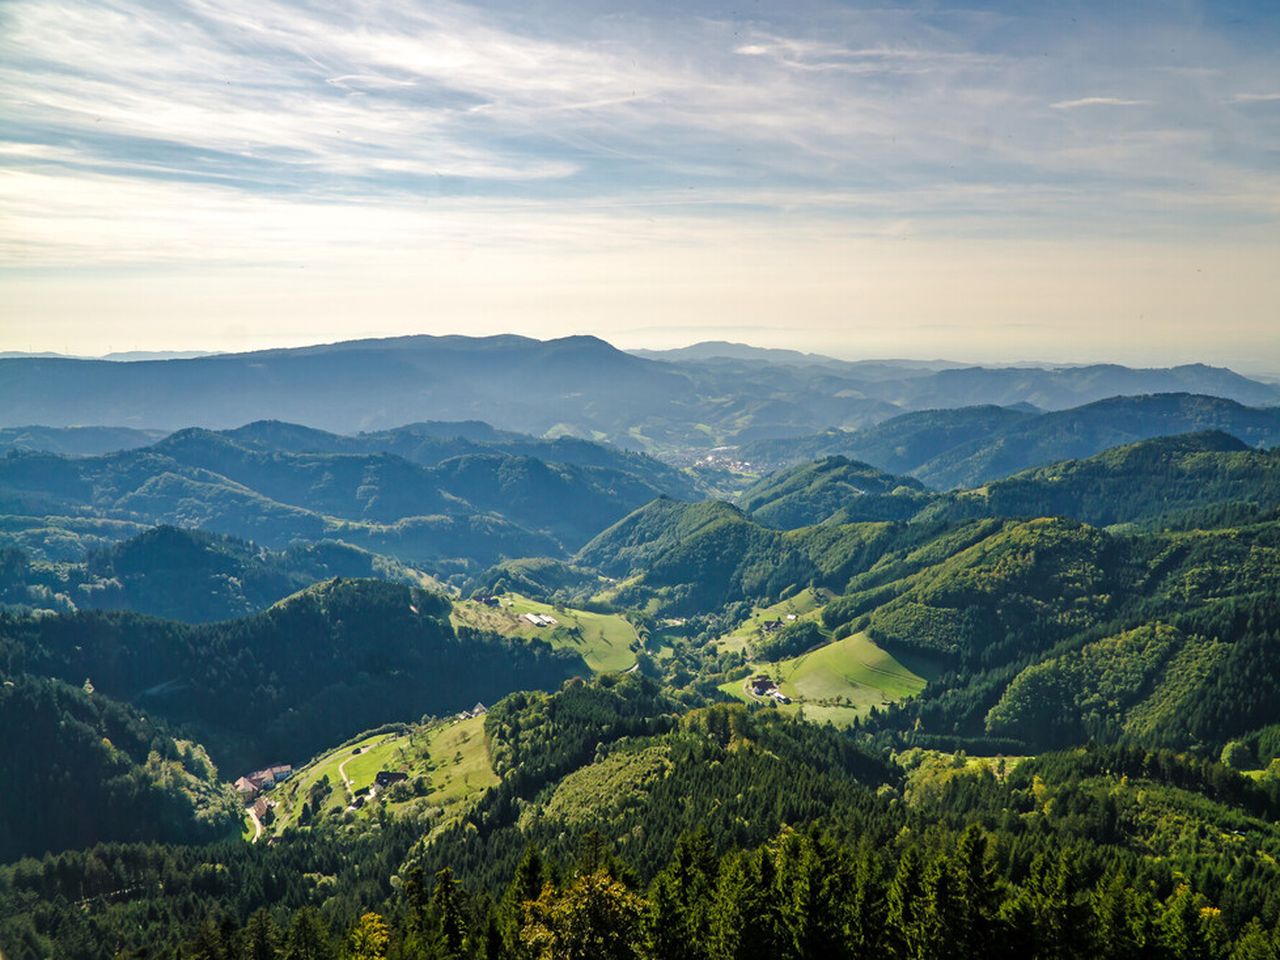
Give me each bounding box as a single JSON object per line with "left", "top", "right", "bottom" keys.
{"left": 761, "top": 619, "right": 783, "bottom": 633}
{"left": 750, "top": 674, "right": 778, "bottom": 697}
{"left": 522, "top": 613, "right": 558, "bottom": 627}
{"left": 375, "top": 771, "right": 409, "bottom": 788}
{"left": 239, "top": 763, "right": 294, "bottom": 793}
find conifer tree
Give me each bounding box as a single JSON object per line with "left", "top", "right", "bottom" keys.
{"left": 283, "top": 908, "right": 334, "bottom": 960}
{"left": 243, "top": 908, "right": 280, "bottom": 960}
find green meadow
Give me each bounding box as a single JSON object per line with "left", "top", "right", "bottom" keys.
{"left": 452, "top": 592, "right": 639, "bottom": 673}
{"left": 720, "top": 631, "right": 935, "bottom": 727}
{"left": 258, "top": 715, "right": 497, "bottom": 837}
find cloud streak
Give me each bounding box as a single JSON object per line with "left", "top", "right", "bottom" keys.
{"left": 1050, "top": 97, "right": 1152, "bottom": 109}
{"left": 0, "top": 0, "right": 1278, "bottom": 370}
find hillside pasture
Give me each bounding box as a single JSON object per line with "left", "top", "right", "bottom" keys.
{"left": 720, "top": 631, "right": 936, "bottom": 728}
{"left": 451, "top": 593, "right": 638, "bottom": 673}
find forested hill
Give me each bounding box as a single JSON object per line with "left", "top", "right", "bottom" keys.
{"left": 6, "top": 675, "right": 1280, "bottom": 960}
{"left": 740, "top": 392, "right": 1280, "bottom": 486}
{"left": 0, "top": 525, "right": 420, "bottom": 621}
{"left": 0, "top": 427, "right": 683, "bottom": 568}
{"left": 736, "top": 456, "right": 934, "bottom": 528}
{"left": 822, "top": 514, "right": 1280, "bottom": 754}
{"left": 0, "top": 675, "right": 238, "bottom": 862}
{"left": 567, "top": 430, "right": 1280, "bottom": 620}
{"left": 0, "top": 578, "right": 584, "bottom": 771}
{"left": 923, "top": 431, "right": 1280, "bottom": 528}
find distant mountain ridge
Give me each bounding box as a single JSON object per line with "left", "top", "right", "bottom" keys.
{"left": 0, "top": 424, "right": 694, "bottom": 568}
{"left": 2, "top": 334, "right": 1276, "bottom": 452}
{"left": 740, "top": 393, "right": 1280, "bottom": 488}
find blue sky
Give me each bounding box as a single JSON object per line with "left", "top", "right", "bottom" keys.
{"left": 1, "top": 0, "right": 1278, "bottom": 367}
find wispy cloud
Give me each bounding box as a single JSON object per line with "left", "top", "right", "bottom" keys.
{"left": 1050, "top": 97, "right": 1152, "bottom": 110}
{"left": 0, "top": 0, "right": 1277, "bottom": 273}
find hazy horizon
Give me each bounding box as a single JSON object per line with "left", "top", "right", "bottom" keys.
{"left": 2, "top": 331, "right": 1279, "bottom": 378}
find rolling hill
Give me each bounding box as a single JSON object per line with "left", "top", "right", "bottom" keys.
{"left": 736, "top": 455, "right": 935, "bottom": 528}
{"left": 0, "top": 578, "right": 585, "bottom": 771}
{"left": 0, "top": 676, "right": 238, "bottom": 862}
{"left": 0, "top": 427, "right": 689, "bottom": 568}
{"left": 0, "top": 525, "right": 422, "bottom": 621}
{"left": 924, "top": 432, "right": 1280, "bottom": 528}
{"left": 740, "top": 393, "right": 1280, "bottom": 487}
{"left": 0, "top": 425, "right": 167, "bottom": 457}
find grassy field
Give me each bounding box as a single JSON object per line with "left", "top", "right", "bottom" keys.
{"left": 719, "top": 631, "right": 936, "bottom": 727}
{"left": 255, "top": 715, "right": 497, "bottom": 838}
{"left": 342, "top": 734, "right": 414, "bottom": 787}
{"left": 451, "top": 593, "right": 639, "bottom": 673}
{"left": 715, "top": 588, "right": 831, "bottom": 654}
{"left": 420, "top": 716, "right": 499, "bottom": 811}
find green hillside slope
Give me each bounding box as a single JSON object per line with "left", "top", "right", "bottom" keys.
{"left": 0, "top": 675, "right": 237, "bottom": 862}
{"left": 737, "top": 456, "right": 934, "bottom": 528}
{"left": 0, "top": 525, "right": 421, "bottom": 621}
{"left": 0, "top": 579, "right": 585, "bottom": 771}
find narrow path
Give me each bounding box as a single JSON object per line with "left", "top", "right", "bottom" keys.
{"left": 247, "top": 806, "right": 264, "bottom": 844}
{"left": 337, "top": 753, "right": 357, "bottom": 791}
{"left": 337, "top": 734, "right": 407, "bottom": 794}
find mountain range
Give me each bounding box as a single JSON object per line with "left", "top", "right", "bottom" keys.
{"left": 0, "top": 422, "right": 696, "bottom": 571}
{"left": 739, "top": 392, "right": 1280, "bottom": 487}
{"left": 2, "top": 334, "right": 1276, "bottom": 452}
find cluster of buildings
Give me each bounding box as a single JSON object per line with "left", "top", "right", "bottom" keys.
{"left": 522, "top": 612, "right": 558, "bottom": 627}
{"left": 474, "top": 595, "right": 503, "bottom": 607}
{"left": 234, "top": 763, "right": 293, "bottom": 803}
{"left": 456, "top": 701, "right": 487, "bottom": 721}
{"left": 749, "top": 675, "right": 792, "bottom": 704}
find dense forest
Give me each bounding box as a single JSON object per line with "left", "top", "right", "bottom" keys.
{"left": 0, "top": 525, "right": 420, "bottom": 620}
{"left": 2, "top": 392, "right": 1280, "bottom": 959}
{"left": 3, "top": 683, "right": 1279, "bottom": 959}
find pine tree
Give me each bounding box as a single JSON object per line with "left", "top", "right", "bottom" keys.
{"left": 243, "top": 908, "right": 280, "bottom": 960}
{"left": 647, "top": 833, "right": 715, "bottom": 960}
{"left": 188, "top": 919, "right": 228, "bottom": 960}
{"left": 434, "top": 868, "right": 466, "bottom": 960}
{"left": 283, "top": 908, "right": 334, "bottom": 960}
{"left": 886, "top": 847, "right": 925, "bottom": 960}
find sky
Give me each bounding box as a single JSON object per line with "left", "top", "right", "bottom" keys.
{"left": 1, "top": 0, "right": 1278, "bottom": 370}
